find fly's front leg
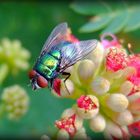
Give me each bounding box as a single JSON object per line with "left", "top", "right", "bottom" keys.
{"left": 62, "top": 72, "right": 71, "bottom": 94}
{"left": 49, "top": 79, "right": 54, "bottom": 89}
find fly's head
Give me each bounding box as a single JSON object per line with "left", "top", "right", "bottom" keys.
{"left": 28, "top": 70, "right": 48, "bottom": 90}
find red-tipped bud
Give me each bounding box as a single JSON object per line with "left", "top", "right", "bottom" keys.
{"left": 76, "top": 95, "right": 99, "bottom": 119}
{"left": 53, "top": 78, "right": 61, "bottom": 96}
{"left": 128, "top": 120, "right": 140, "bottom": 137}
{"left": 55, "top": 114, "right": 77, "bottom": 137}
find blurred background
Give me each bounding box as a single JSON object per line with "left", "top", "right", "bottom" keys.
{"left": 0, "top": 1, "right": 140, "bottom": 139}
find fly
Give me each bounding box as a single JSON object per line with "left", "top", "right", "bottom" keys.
{"left": 28, "top": 22, "right": 98, "bottom": 90}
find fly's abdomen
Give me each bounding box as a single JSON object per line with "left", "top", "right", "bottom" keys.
{"left": 35, "top": 52, "right": 60, "bottom": 79}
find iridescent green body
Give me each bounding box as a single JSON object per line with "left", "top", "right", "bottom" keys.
{"left": 34, "top": 50, "right": 61, "bottom": 79}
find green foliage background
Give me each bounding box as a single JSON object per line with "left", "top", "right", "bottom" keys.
{"left": 0, "top": 1, "right": 140, "bottom": 139}
{"left": 71, "top": 1, "right": 140, "bottom": 34}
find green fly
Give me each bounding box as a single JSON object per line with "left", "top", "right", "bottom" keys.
{"left": 28, "top": 22, "right": 97, "bottom": 90}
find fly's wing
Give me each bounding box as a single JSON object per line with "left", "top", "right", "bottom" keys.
{"left": 59, "top": 39, "right": 98, "bottom": 72}
{"left": 40, "top": 22, "right": 68, "bottom": 57}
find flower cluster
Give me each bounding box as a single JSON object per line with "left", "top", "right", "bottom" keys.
{"left": 52, "top": 33, "right": 140, "bottom": 139}
{"left": 0, "top": 38, "right": 30, "bottom": 84}
{"left": 1, "top": 85, "right": 29, "bottom": 120}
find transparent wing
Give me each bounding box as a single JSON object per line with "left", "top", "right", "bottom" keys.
{"left": 40, "top": 22, "right": 68, "bottom": 56}
{"left": 59, "top": 39, "right": 98, "bottom": 72}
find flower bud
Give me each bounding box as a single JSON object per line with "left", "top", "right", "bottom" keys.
{"left": 61, "top": 108, "right": 76, "bottom": 118}
{"left": 90, "top": 114, "right": 106, "bottom": 132}
{"left": 73, "top": 127, "right": 88, "bottom": 140}
{"left": 91, "top": 77, "right": 110, "bottom": 95}
{"left": 116, "top": 110, "right": 133, "bottom": 125}
{"left": 120, "top": 81, "right": 133, "bottom": 96}
{"left": 55, "top": 108, "right": 83, "bottom": 137}
{"left": 55, "top": 114, "right": 77, "bottom": 137}
{"left": 132, "top": 114, "right": 140, "bottom": 122}
{"left": 87, "top": 42, "right": 104, "bottom": 66}
{"left": 61, "top": 108, "right": 83, "bottom": 131}
{"left": 107, "top": 93, "right": 129, "bottom": 112}
{"left": 104, "top": 121, "right": 123, "bottom": 139}
{"left": 128, "top": 98, "right": 140, "bottom": 115}
{"left": 105, "top": 47, "right": 128, "bottom": 72}
{"left": 69, "top": 61, "right": 81, "bottom": 86}
{"left": 52, "top": 78, "right": 61, "bottom": 96}
{"left": 41, "top": 135, "right": 50, "bottom": 140}
{"left": 105, "top": 69, "right": 124, "bottom": 80}
{"left": 127, "top": 92, "right": 140, "bottom": 102}
{"left": 128, "top": 120, "right": 140, "bottom": 137}
{"left": 52, "top": 78, "right": 74, "bottom": 97}
{"left": 127, "top": 54, "right": 140, "bottom": 76}
{"left": 104, "top": 124, "right": 130, "bottom": 140}
{"left": 1, "top": 85, "right": 29, "bottom": 120}
{"left": 77, "top": 60, "right": 95, "bottom": 83}
{"left": 122, "top": 66, "right": 136, "bottom": 78}
{"left": 57, "top": 129, "right": 69, "bottom": 140}
{"left": 60, "top": 79, "right": 74, "bottom": 97}
{"left": 76, "top": 95, "right": 99, "bottom": 119}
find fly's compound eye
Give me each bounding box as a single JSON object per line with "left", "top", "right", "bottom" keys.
{"left": 28, "top": 70, "right": 37, "bottom": 79}
{"left": 37, "top": 75, "right": 48, "bottom": 88}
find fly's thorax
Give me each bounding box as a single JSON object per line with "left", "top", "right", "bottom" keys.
{"left": 50, "top": 50, "right": 61, "bottom": 59}
{"left": 34, "top": 51, "right": 61, "bottom": 79}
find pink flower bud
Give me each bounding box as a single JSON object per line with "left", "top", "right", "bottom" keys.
{"left": 106, "top": 48, "right": 128, "bottom": 72}
{"left": 76, "top": 95, "right": 99, "bottom": 119}
{"left": 55, "top": 109, "right": 83, "bottom": 138}
{"left": 128, "top": 120, "right": 140, "bottom": 137}
{"left": 53, "top": 78, "right": 61, "bottom": 96}
{"left": 55, "top": 114, "right": 77, "bottom": 137}
{"left": 127, "top": 54, "right": 140, "bottom": 87}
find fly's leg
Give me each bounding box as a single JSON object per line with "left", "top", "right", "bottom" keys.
{"left": 62, "top": 72, "right": 71, "bottom": 82}
{"left": 62, "top": 72, "right": 71, "bottom": 95}
{"left": 50, "top": 79, "right": 54, "bottom": 89}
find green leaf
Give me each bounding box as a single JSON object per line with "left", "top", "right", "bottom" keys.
{"left": 70, "top": 1, "right": 111, "bottom": 15}
{"left": 106, "top": 1, "right": 128, "bottom": 11}
{"left": 79, "top": 15, "right": 113, "bottom": 33}
{"left": 124, "top": 8, "right": 140, "bottom": 32}
{"left": 102, "top": 11, "right": 129, "bottom": 34}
